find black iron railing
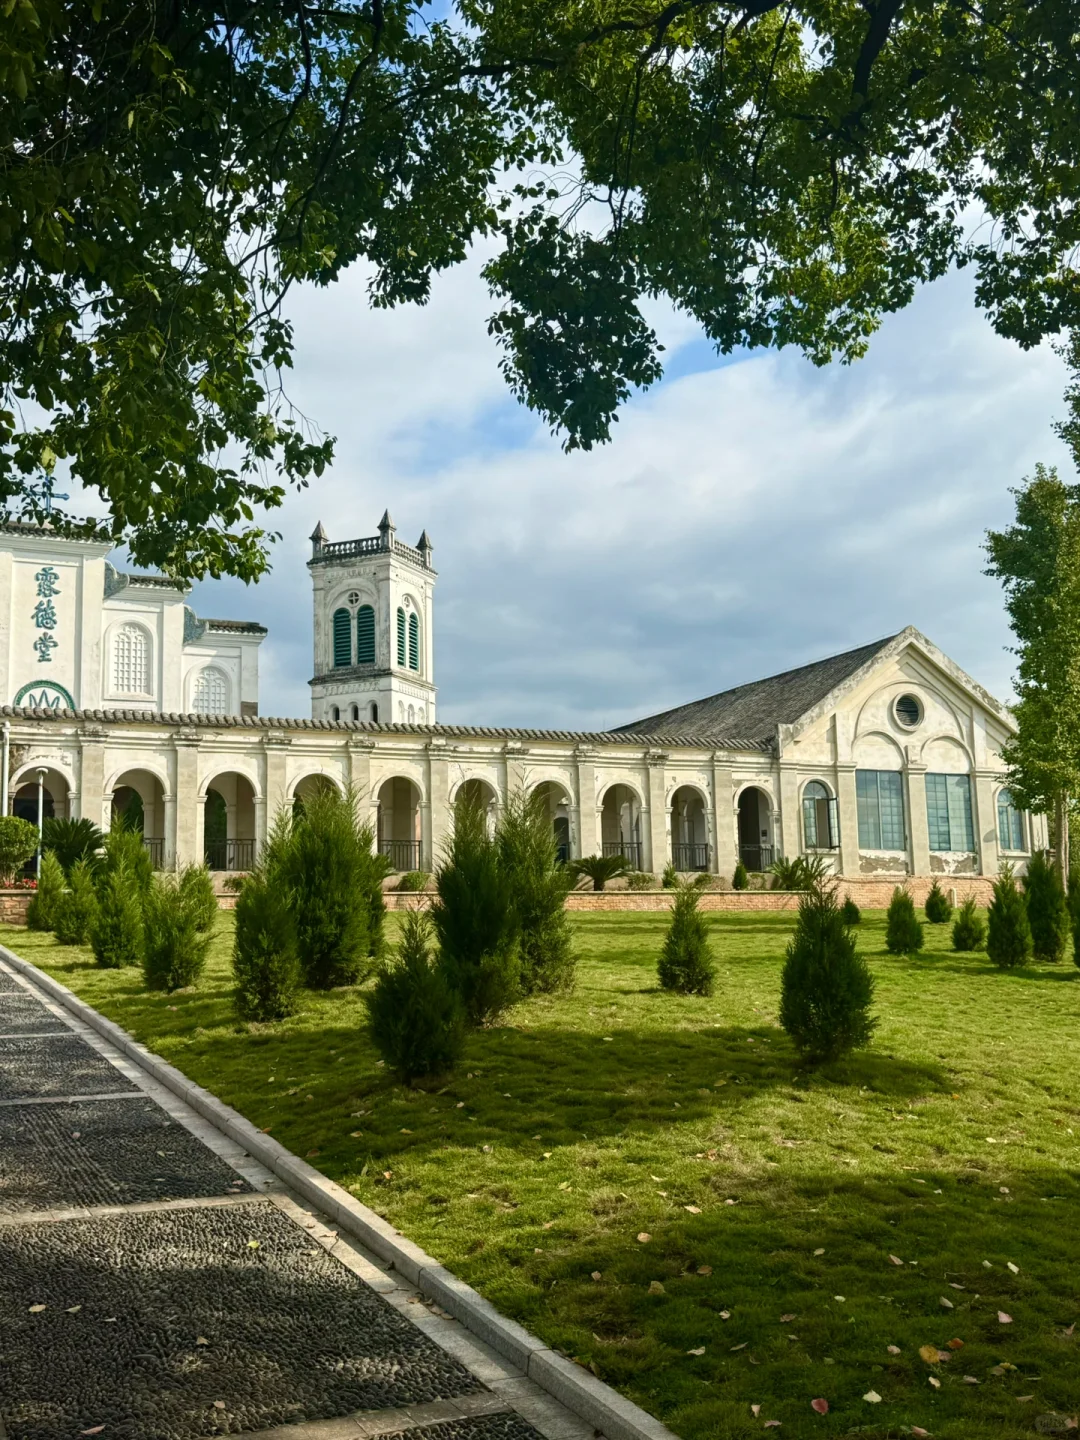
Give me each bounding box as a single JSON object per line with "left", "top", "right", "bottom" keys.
{"left": 672, "top": 843, "right": 711, "bottom": 873}
{"left": 555, "top": 842, "right": 571, "bottom": 865}
{"left": 602, "top": 840, "right": 642, "bottom": 869}
{"left": 204, "top": 839, "right": 256, "bottom": 872}
{"left": 379, "top": 839, "right": 421, "bottom": 872}
{"left": 142, "top": 837, "right": 165, "bottom": 870}
{"left": 739, "top": 843, "right": 774, "bottom": 872}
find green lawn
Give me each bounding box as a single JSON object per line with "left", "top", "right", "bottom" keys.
{"left": 5, "top": 911, "right": 1079, "bottom": 1440}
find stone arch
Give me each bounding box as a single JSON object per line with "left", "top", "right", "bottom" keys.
{"left": 107, "top": 767, "right": 167, "bottom": 868}
{"left": 800, "top": 777, "right": 839, "bottom": 852}
{"left": 736, "top": 783, "right": 774, "bottom": 872}
{"left": 453, "top": 776, "right": 500, "bottom": 836}
{"left": 201, "top": 770, "right": 259, "bottom": 871}
{"left": 530, "top": 778, "right": 574, "bottom": 863}
{"left": 289, "top": 771, "right": 343, "bottom": 806}
{"left": 669, "top": 783, "right": 711, "bottom": 871}
{"left": 11, "top": 764, "right": 72, "bottom": 829}
{"left": 376, "top": 775, "right": 422, "bottom": 871}
{"left": 598, "top": 780, "right": 643, "bottom": 869}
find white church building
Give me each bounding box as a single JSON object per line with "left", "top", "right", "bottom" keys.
{"left": 0, "top": 515, "right": 1041, "bottom": 889}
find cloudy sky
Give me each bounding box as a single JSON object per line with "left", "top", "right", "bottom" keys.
{"left": 176, "top": 252, "right": 1072, "bottom": 729}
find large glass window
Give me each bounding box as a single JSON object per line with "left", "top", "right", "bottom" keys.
{"left": 997, "top": 788, "right": 1026, "bottom": 852}
{"left": 408, "top": 612, "right": 420, "bottom": 671}
{"left": 802, "top": 781, "right": 838, "bottom": 849}
{"left": 925, "top": 773, "right": 975, "bottom": 852}
{"left": 396, "top": 607, "right": 407, "bottom": 666}
{"left": 856, "top": 770, "right": 905, "bottom": 850}
{"left": 356, "top": 604, "right": 375, "bottom": 665}
{"left": 332, "top": 608, "right": 351, "bottom": 667}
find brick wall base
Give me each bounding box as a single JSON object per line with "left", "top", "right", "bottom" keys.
{"left": 0, "top": 892, "right": 33, "bottom": 923}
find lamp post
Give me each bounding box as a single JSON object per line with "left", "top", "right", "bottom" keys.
{"left": 35, "top": 768, "right": 45, "bottom": 878}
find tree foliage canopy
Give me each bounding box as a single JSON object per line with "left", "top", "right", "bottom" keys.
{"left": 5, "top": 0, "right": 1080, "bottom": 576}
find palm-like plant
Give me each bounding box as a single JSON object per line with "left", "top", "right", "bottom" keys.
{"left": 568, "top": 854, "right": 631, "bottom": 892}
{"left": 41, "top": 817, "right": 104, "bottom": 875}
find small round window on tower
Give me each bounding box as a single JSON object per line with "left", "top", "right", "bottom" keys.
{"left": 347, "top": 590, "right": 360, "bottom": 606}
{"left": 894, "top": 693, "right": 922, "bottom": 728}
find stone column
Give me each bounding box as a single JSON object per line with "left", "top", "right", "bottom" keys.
{"left": 172, "top": 731, "right": 201, "bottom": 868}
{"left": 646, "top": 752, "right": 667, "bottom": 875}
{"left": 711, "top": 759, "right": 736, "bottom": 877}
{"left": 163, "top": 793, "right": 177, "bottom": 869}
{"left": 261, "top": 733, "right": 291, "bottom": 829}
{"left": 836, "top": 763, "right": 859, "bottom": 878}
{"left": 76, "top": 728, "right": 107, "bottom": 827}
{"left": 778, "top": 762, "right": 801, "bottom": 859}
{"left": 428, "top": 743, "right": 451, "bottom": 865}
{"left": 905, "top": 755, "right": 930, "bottom": 878}
{"left": 575, "top": 749, "right": 598, "bottom": 857}
{"left": 973, "top": 770, "right": 1000, "bottom": 877}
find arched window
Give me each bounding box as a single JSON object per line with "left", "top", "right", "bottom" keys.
{"left": 192, "top": 667, "right": 228, "bottom": 713}
{"left": 408, "top": 704, "right": 416, "bottom": 723}
{"left": 113, "top": 623, "right": 150, "bottom": 694}
{"left": 332, "top": 608, "right": 351, "bottom": 667}
{"left": 802, "top": 781, "right": 838, "bottom": 849}
{"left": 350, "top": 704, "right": 359, "bottom": 721}
{"left": 396, "top": 608, "right": 407, "bottom": 666}
{"left": 371, "top": 702, "right": 379, "bottom": 722}
{"left": 356, "top": 604, "right": 375, "bottom": 665}
{"left": 330, "top": 705, "right": 340, "bottom": 721}
{"left": 398, "top": 700, "right": 405, "bottom": 721}
{"left": 997, "top": 788, "right": 1025, "bottom": 851}
{"left": 408, "top": 612, "right": 420, "bottom": 671}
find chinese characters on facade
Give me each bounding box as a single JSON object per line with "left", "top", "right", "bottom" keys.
{"left": 32, "top": 567, "right": 59, "bottom": 664}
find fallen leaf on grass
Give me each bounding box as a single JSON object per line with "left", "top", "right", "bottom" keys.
{"left": 1008, "top": 1262, "right": 1019, "bottom": 1274}
{"left": 780, "top": 1314, "right": 796, "bottom": 1323}
{"left": 81, "top": 1428, "right": 106, "bottom": 1435}
{"left": 998, "top": 1311, "right": 1014, "bottom": 1324}
{"left": 687, "top": 1346, "right": 705, "bottom": 1356}
{"left": 66, "top": 1306, "right": 81, "bottom": 1314}
{"left": 684, "top": 1205, "right": 702, "bottom": 1214}
{"left": 213, "top": 1400, "right": 226, "bottom": 1410}
{"left": 648, "top": 1281, "right": 665, "bottom": 1295}
{"left": 696, "top": 1265, "right": 713, "bottom": 1276}
{"left": 591, "top": 1272, "right": 602, "bottom": 1282}
{"left": 947, "top": 1338, "right": 964, "bottom": 1349}
{"left": 813, "top": 1248, "right": 825, "bottom": 1256}
{"left": 349, "top": 1131, "right": 364, "bottom": 1139}
{"left": 28, "top": 1305, "right": 45, "bottom": 1313}
{"left": 247, "top": 1240, "right": 260, "bottom": 1250}
{"left": 763, "top": 1422, "right": 782, "bottom": 1430}
{"left": 919, "top": 1346, "right": 940, "bottom": 1364}
{"left": 731, "top": 1342, "right": 749, "bottom": 1351}
{"left": 889, "top": 1255, "right": 903, "bottom": 1266}
{"left": 833, "top": 1296, "right": 845, "bottom": 1303}
{"left": 963, "top": 1376, "right": 980, "bottom": 1384}
{"left": 929, "top": 1376, "right": 941, "bottom": 1389}
{"left": 911, "top": 1428, "right": 932, "bottom": 1437}
{"left": 719, "top": 1310, "right": 731, "bottom": 1320}
{"left": 940, "top": 1297, "right": 954, "bottom": 1309}
{"left": 456, "top": 1103, "right": 465, "bottom": 1109}
{"left": 751, "top": 1406, "right": 761, "bottom": 1417}
{"left": 810, "top": 1399, "right": 829, "bottom": 1415}
{"left": 863, "top": 1391, "right": 882, "bottom": 1404}
{"left": 1061, "top": 1324, "right": 1076, "bottom": 1337}
{"left": 637, "top": 1233, "right": 651, "bottom": 1243}
{"left": 887, "top": 1345, "right": 901, "bottom": 1355}
{"left": 305, "top": 1149, "right": 320, "bottom": 1158}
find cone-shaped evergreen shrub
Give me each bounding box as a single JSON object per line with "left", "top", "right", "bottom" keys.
{"left": 366, "top": 910, "right": 465, "bottom": 1082}
{"left": 54, "top": 859, "right": 98, "bottom": 945}
{"left": 662, "top": 862, "right": 678, "bottom": 889}
{"left": 657, "top": 880, "right": 715, "bottom": 995}
{"left": 277, "top": 786, "right": 385, "bottom": 989}
{"left": 924, "top": 880, "right": 952, "bottom": 924}
{"left": 841, "top": 896, "right": 861, "bottom": 927}
{"left": 97, "top": 825, "right": 154, "bottom": 896}
{"left": 1023, "top": 851, "right": 1070, "bottom": 962}
{"left": 496, "top": 790, "right": 574, "bottom": 995}
{"left": 232, "top": 865, "right": 301, "bottom": 1021}
{"left": 26, "top": 850, "right": 65, "bottom": 931}
{"left": 142, "top": 876, "right": 211, "bottom": 991}
{"left": 89, "top": 861, "right": 144, "bottom": 968}
{"left": 885, "top": 887, "right": 924, "bottom": 955}
{"left": 987, "top": 866, "right": 1033, "bottom": 968}
{"left": 779, "top": 879, "right": 876, "bottom": 1062}
{"left": 432, "top": 798, "right": 520, "bottom": 1025}
{"left": 732, "top": 860, "right": 749, "bottom": 891}
{"left": 952, "top": 895, "right": 986, "bottom": 951}
{"left": 178, "top": 864, "right": 218, "bottom": 933}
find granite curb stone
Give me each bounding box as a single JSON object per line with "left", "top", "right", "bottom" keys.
{"left": 0, "top": 944, "right": 680, "bottom": 1440}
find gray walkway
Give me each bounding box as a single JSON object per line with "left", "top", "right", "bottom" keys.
{"left": 0, "top": 961, "right": 597, "bottom": 1440}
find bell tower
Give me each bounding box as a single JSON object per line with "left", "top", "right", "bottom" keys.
{"left": 308, "top": 511, "right": 437, "bottom": 725}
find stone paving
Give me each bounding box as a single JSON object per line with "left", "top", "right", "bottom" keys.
{"left": 0, "top": 964, "right": 598, "bottom": 1440}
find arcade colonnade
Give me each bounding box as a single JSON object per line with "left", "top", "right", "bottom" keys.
{"left": 1, "top": 712, "right": 1031, "bottom": 880}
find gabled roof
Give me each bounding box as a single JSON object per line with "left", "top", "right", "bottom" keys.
{"left": 614, "top": 636, "right": 900, "bottom": 743}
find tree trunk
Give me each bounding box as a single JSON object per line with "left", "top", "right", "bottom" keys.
{"left": 1056, "top": 792, "right": 1070, "bottom": 887}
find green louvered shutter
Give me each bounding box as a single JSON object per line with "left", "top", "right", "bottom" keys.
{"left": 396, "top": 608, "right": 406, "bottom": 666}
{"left": 408, "top": 612, "right": 419, "bottom": 670}
{"left": 356, "top": 605, "right": 375, "bottom": 665}
{"left": 332, "top": 608, "right": 351, "bottom": 667}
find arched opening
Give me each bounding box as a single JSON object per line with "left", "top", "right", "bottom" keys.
{"left": 532, "top": 780, "right": 573, "bottom": 863}
{"left": 408, "top": 612, "right": 420, "bottom": 671}
{"left": 203, "top": 772, "right": 258, "bottom": 871}
{"left": 737, "top": 786, "right": 773, "bottom": 872}
{"left": 332, "top": 607, "right": 351, "bottom": 667}
{"left": 396, "top": 608, "right": 407, "bottom": 667}
{"left": 377, "top": 776, "right": 421, "bottom": 871}
{"left": 291, "top": 773, "right": 339, "bottom": 818}
{"left": 600, "top": 783, "right": 642, "bottom": 869}
{"left": 802, "top": 780, "right": 838, "bottom": 851}
{"left": 455, "top": 778, "right": 498, "bottom": 836}
{"left": 330, "top": 705, "right": 340, "bottom": 722}
{"left": 356, "top": 604, "right": 375, "bottom": 665}
{"left": 370, "top": 702, "right": 379, "bottom": 722}
{"left": 350, "top": 704, "right": 360, "bottom": 722}
{"left": 110, "top": 768, "right": 166, "bottom": 868}
{"left": 670, "top": 786, "right": 710, "bottom": 872}
{"left": 12, "top": 767, "right": 70, "bottom": 873}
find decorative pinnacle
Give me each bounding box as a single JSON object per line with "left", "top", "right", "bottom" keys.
{"left": 378, "top": 509, "right": 394, "bottom": 532}
{"left": 310, "top": 521, "right": 328, "bottom": 557}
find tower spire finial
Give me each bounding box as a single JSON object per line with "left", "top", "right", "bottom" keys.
{"left": 310, "top": 521, "right": 328, "bottom": 557}
{"left": 378, "top": 509, "right": 395, "bottom": 550}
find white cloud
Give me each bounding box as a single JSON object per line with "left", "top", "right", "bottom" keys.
{"left": 184, "top": 252, "right": 1072, "bottom": 726}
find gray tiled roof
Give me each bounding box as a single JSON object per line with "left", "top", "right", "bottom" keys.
{"left": 615, "top": 635, "right": 900, "bottom": 743}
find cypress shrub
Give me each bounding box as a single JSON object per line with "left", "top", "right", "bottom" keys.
{"left": 496, "top": 790, "right": 574, "bottom": 996}
{"left": 885, "top": 887, "right": 924, "bottom": 955}
{"left": 1023, "top": 851, "right": 1069, "bottom": 962}
{"left": 278, "top": 786, "right": 385, "bottom": 989}
{"left": 179, "top": 864, "right": 219, "bottom": 933}
{"left": 661, "top": 862, "right": 678, "bottom": 889}
{"left": 657, "top": 880, "right": 715, "bottom": 995}
{"left": 232, "top": 865, "right": 302, "bottom": 1021}
{"left": 90, "top": 861, "right": 144, "bottom": 968}
{"left": 432, "top": 797, "right": 520, "bottom": 1025}
{"left": 54, "top": 859, "right": 99, "bottom": 946}
{"left": 732, "top": 860, "right": 749, "bottom": 891}
{"left": 924, "top": 880, "right": 952, "bottom": 924}
{"left": 142, "top": 877, "right": 211, "bottom": 992}
{"left": 26, "top": 851, "right": 65, "bottom": 931}
{"left": 779, "top": 880, "right": 876, "bottom": 1062}
{"left": 97, "top": 825, "right": 154, "bottom": 896}
{"left": 841, "top": 896, "right": 861, "bottom": 927}
{"left": 366, "top": 910, "right": 465, "bottom": 1081}
{"left": 987, "top": 866, "right": 1033, "bottom": 968}
{"left": 952, "top": 895, "right": 986, "bottom": 952}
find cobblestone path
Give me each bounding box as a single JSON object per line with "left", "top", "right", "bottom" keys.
{"left": 0, "top": 961, "right": 593, "bottom": 1440}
